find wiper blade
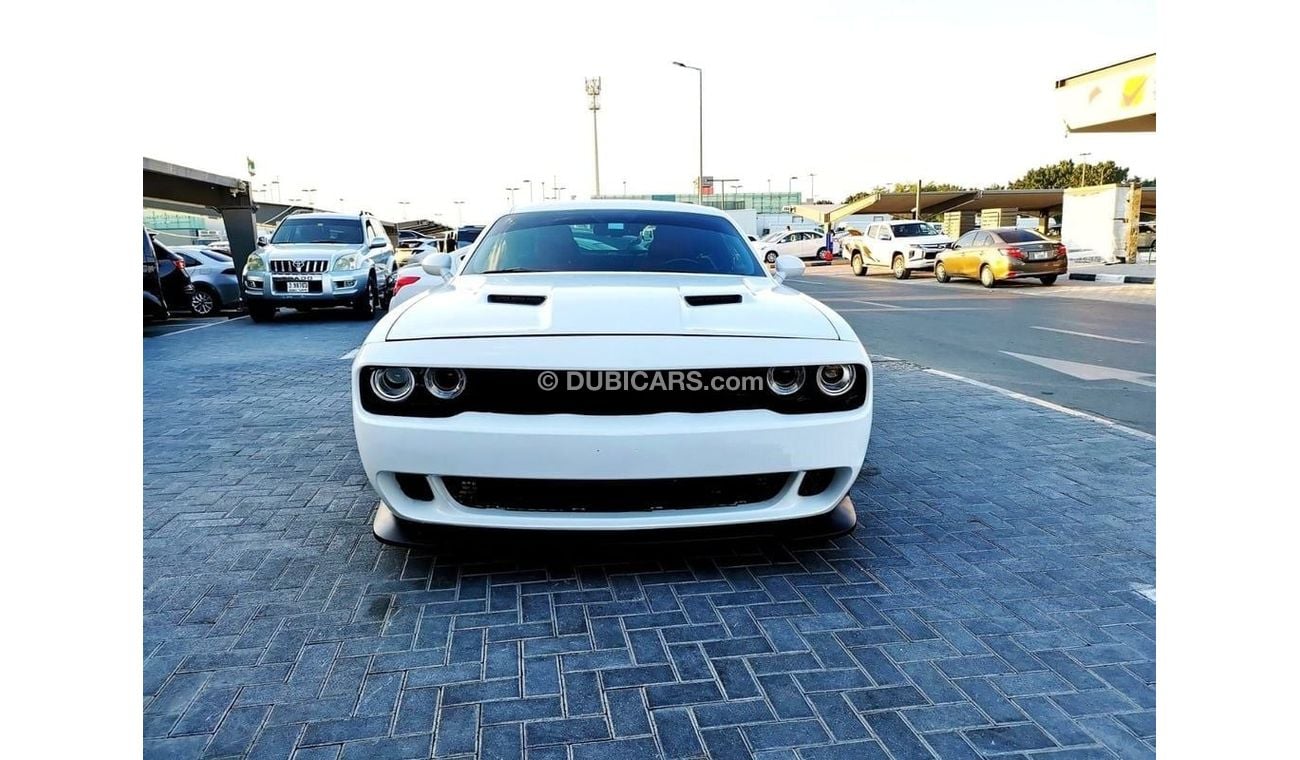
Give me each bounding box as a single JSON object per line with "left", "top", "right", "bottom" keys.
{"left": 481, "top": 268, "right": 541, "bottom": 274}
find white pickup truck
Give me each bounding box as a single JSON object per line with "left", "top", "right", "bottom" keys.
{"left": 839, "top": 219, "right": 953, "bottom": 279}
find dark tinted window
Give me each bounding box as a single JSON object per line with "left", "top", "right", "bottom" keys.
{"left": 203, "top": 249, "right": 233, "bottom": 262}
{"left": 143, "top": 230, "right": 155, "bottom": 261}
{"left": 272, "top": 218, "right": 364, "bottom": 244}
{"left": 457, "top": 227, "right": 484, "bottom": 246}
{"left": 463, "top": 210, "right": 765, "bottom": 277}
{"left": 973, "top": 232, "right": 992, "bottom": 247}
{"left": 890, "top": 222, "right": 936, "bottom": 238}
{"left": 994, "top": 229, "right": 1048, "bottom": 243}
{"left": 179, "top": 253, "right": 203, "bottom": 267}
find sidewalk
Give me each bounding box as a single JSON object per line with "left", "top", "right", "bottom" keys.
{"left": 1069, "top": 260, "right": 1156, "bottom": 284}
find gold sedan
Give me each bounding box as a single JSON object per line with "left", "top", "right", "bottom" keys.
{"left": 934, "top": 228, "right": 1068, "bottom": 288}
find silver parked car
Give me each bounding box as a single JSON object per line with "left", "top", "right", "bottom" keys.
{"left": 241, "top": 212, "right": 396, "bottom": 323}
{"left": 173, "top": 246, "right": 241, "bottom": 316}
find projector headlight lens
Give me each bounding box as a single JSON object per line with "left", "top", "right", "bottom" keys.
{"left": 370, "top": 367, "right": 415, "bottom": 401}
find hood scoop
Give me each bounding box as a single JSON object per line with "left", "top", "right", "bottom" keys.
{"left": 487, "top": 293, "right": 547, "bottom": 306}
{"left": 684, "top": 294, "right": 743, "bottom": 306}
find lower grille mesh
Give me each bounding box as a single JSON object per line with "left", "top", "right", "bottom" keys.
{"left": 443, "top": 473, "right": 791, "bottom": 512}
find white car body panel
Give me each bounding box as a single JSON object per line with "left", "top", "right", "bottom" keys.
{"left": 351, "top": 200, "right": 873, "bottom": 530}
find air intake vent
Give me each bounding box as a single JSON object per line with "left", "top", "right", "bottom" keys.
{"left": 487, "top": 294, "right": 547, "bottom": 306}
{"left": 684, "top": 294, "right": 742, "bottom": 306}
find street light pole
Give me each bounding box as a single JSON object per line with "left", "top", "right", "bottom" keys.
{"left": 506, "top": 187, "right": 519, "bottom": 206}
{"left": 809, "top": 173, "right": 815, "bottom": 203}
{"left": 586, "top": 77, "right": 602, "bottom": 197}
{"left": 453, "top": 200, "right": 464, "bottom": 226}
{"left": 673, "top": 62, "right": 703, "bottom": 205}
{"left": 788, "top": 176, "right": 797, "bottom": 196}
{"left": 1078, "top": 152, "right": 1092, "bottom": 186}
{"left": 523, "top": 179, "right": 533, "bottom": 203}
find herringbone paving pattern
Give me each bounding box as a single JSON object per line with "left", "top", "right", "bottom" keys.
{"left": 144, "top": 316, "right": 1154, "bottom": 758}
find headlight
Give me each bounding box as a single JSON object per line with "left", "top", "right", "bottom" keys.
{"left": 423, "top": 368, "right": 466, "bottom": 400}
{"left": 245, "top": 253, "right": 266, "bottom": 272}
{"left": 816, "top": 364, "right": 856, "bottom": 396}
{"left": 335, "top": 254, "right": 362, "bottom": 271}
{"left": 766, "top": 366, "right": 805, "bottom": 396}
{"left": 370, "top": 367, "right": 415, "bottom": 402}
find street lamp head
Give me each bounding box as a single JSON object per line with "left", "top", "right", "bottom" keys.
{"left": 672, "top": 61, "right": 685, "bottom": 67}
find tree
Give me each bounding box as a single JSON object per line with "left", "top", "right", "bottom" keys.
{"left": 842, "top": 181, "right": 967, "bottom": 204}
{"left": 1004, "top": 159, "right": 1130, "bottom": 189}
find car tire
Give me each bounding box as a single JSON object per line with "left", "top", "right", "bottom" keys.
{"left": 353, "top": 275, "right": 377, "bottom": 319}
{"left": 190, "top": 286, "right": 219, "bottom": 316}
{"left": 1039, "top": 274, "right": 1058, "bottom": 286}
{"left": 764, "top": 251, "right": 778, "bottom": 264}
{"left": 248, "top": 303, "right": 276, "bottom": 323}
{"left": 892, "top": 255, "right": 912, "bottom": 280}
{"left": 851, "top": 253, "right": 866, "bottom": 277}
{"left": 980, "top": 265, "right": 996, "bottom": 288}
{"left": 934, "top": 261, "right": 950, "bottom": 283}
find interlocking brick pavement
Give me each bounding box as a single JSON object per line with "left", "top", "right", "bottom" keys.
{"left": 144, "top": 316, "right": 1154, "bottom": 758}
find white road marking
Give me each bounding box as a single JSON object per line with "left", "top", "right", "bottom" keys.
{"left": 152, "top": 316, "right": 248, "bottom": 337}
{"left": 835, "top": 306, "right": 998, "bottom": 312}
{"left": 1002, "top": 351, "right": 1156, "bottom": 387}
{"left": 1030, "top": 326, "right": 1145, "bottom": 344}
{"left": 339, "top": 348, "right": 359, "bottom": 360}
{"left": 923, "top": 368, "right": 1155, "bottom": 441}
{"left": 816, "top": 296, "right": 899, "bottom": 307}
{"left": 1131, "top": 583, "right": 1157, "bottom": 602}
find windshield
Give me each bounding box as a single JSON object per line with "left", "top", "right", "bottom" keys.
{"left": 462, "top": 209, "right": 766, "bottom": 277}
{"left": 272, "top": 218, "right": 364, "bottom": 245}
{"left": 891, "top": 222, "right": 939, "bottom": 238}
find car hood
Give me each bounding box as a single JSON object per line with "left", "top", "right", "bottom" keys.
{"left": 386, "top": 272, "right": 840, "bottom": 341}
{"left": 259, "top": 243, "right": 364, "bottom": 259}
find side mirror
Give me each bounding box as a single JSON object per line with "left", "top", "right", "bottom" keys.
{"left": 256, "top": 235, "right": 269, "bottom": 247}
{"left": 881, "top": 233, "right": 893, "bottom": 241}
{"left": 772, "top": 254, "right": 805, "bottom": 284}
{"left": 369, "top": 236, "right": 388, "bottom": 249}
{"left": 421, "top": 252, "right": 453, "bottom": 279}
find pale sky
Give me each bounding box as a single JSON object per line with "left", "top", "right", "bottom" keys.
{"left": 141, "top": 0, "right": 1156, "bottom": 225}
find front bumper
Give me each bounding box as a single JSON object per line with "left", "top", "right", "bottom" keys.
{"left": 242, "top": 272, "right": 365, "bottom": 306}
{"left": 351, "top": 335, "right": 873, "bottom": 530}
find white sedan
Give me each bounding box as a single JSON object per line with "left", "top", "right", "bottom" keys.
{"left": 351, "top": 201, "right": 873, "bottom": 535}
{"left": 753, "top": 229, "right": 834, "bottom": 264}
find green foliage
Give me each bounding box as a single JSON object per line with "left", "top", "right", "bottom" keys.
{"left": 1005, "top": 160, "right": 1129, "bottom": 189}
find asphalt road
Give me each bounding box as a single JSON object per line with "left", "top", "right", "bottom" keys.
{"left": 792, "top": 263, "right": 1157, "bottom": 433}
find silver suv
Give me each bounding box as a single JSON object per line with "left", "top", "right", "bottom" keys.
{"left": 242, "top": 212, "right": 396, "bottom": 323}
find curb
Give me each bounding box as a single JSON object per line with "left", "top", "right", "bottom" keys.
{"left": 1068, "top": 272, "right": 1155, "bottom": 285}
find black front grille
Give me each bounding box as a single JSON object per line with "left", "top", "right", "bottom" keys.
{"left": 271, "top": 260, "right": 329, "bottom": 273}
{"left": 443, "top": 473, "right": 790, "bottom": 512}
{"left": 358, "top": 365, "right": 869, "bottom": 417}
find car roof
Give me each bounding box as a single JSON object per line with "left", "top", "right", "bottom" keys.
{"left": 282, "top": 212, "right": 368, "bottom": 222}
{"left": 506, "top": 199, "right": 731, "bottom": 218}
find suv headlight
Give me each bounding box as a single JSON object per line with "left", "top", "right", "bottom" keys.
{"left": 335, "top": 254, "right": 362, "bottom": 271}
{"left": 245, "top": 253, "right": 266, "bottom": 272}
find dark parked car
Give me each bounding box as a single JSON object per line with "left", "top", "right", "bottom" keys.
{"left": 149, "top": 236, "right": 196, "bottom": 315}
{"left": 174, "top": 245, "right": 241, "bottom": 315}
{"left": 144, "top": 228, "right": 168, "bottom": 319}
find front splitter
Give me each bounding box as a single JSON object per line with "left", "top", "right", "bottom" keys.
{"left": 372, "top": 497, "right": 857, "bottom": 549}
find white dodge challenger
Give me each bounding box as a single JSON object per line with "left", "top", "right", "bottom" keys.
{"left": 351, "top": 201, "right": 873, "bottom": 537}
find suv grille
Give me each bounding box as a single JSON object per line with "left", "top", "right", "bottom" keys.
{"left": 271, "top": 260, "right": 329, "bottom": 273}
{"left": 443, "top": 473, "right": 790, "bottom": 512}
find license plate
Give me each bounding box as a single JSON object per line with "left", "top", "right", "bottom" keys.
{"left": 1031, "top": 251, "right": 1051, "bottom": 260}
{"left": 287, "top": 281, "right": 309, "bottom": 293}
